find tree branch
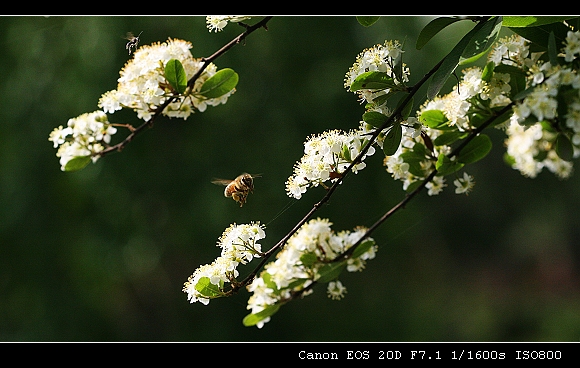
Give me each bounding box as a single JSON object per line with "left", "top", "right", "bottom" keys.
{"left": 236, "top": 57, "right": 447, "bottom": 290}
{"left": 288, "top": 101, "right": 516, "bottom": 299}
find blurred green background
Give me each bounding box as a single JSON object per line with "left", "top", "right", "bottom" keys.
{"left": 1, "top": 16, "right": 579, "bottom": 341}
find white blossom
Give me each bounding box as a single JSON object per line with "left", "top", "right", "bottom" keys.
{"left": 206, "top": 16, "right": 251, "bottom": 32}
{"left": 453, "top": 172, "right": 475, "bottom": 195}
{"left": 182, "top": 222, "right": 265, "bottom": 306}
{"left": 286, "top": 123, "right": 375, "bottom": 199}
{"left": 564, "top": 30, "right": 580, "bottom": 62}
{"left": 327, "top": 280, "right": 347, "bottom": 300}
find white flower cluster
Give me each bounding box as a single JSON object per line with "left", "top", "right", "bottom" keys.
{"left": 488, "top": 34, "right": 533, "bottom": 67}
{"left": 382, "top": 32, "right": 580, "bottom": 192}
{"left": 344, "top": 40, "right": 409, "bottom": 108}
{"left": 425, "top": 67, "right": 512, "bottom": 131}
{"left": 383, "top": 65, "right": 512, "bottom": 195}
{"left": 246, "top": 218, "right": 377, "bottom": 328}
{"left": 48, "top": 110, "right": 117, "bottom": 171}
{"left": 503, "top": 32, "right": 580, "bottom": 178}
{"left": 505, "top": 122, "right": 573, "bottom": 178}
{"left": 98, "top": 38, "right": 234, "bottom": 122}
{"left": 183, "top": 222, "right": 265, "bottom": 305}
{"left": 206, "top": 16, "right": 252, "bottom": 32}
{"left": 285, "top": 123, "right": 376, "bottom": 199}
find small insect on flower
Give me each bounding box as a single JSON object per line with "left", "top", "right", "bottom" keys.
{"left": 125, "top": 31, "right": 143, "bottom": 55}
{"left": 212, "top": 173, "right": 261, "bottom": 207}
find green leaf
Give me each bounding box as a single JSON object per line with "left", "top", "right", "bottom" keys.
{"left": 363, "top": 111, "right": 389, "bottom": 128}
{"left": 261, "top": 272, "right": 278, "bottom": 290}
{"left": 199, "top": 68, "right": 239, "bottom": 99}
{"left": 356, "top": 16, "right": 380, "bottom": 27}
{"left": 503, "top": 152, "right": 516, "bottom": 166}
{"left": 405, "top": 179, "right": 424, "bottom": 193}
{"left": 285, "top": 278, "right": 309, "bottom": 292}
{"left": 243, "top": 304, "right": 281, "bottom": 327}
{"left": 194, "top": 277, "right": 224, "bottom": 298}
{"left": 398, "top": 96, "right": 414, "bottom": 120}
{"left": 436, "top": 154, "right": 464, "bottom": 175}
{"left": 494, "top": 64, "right": 527, "bottom": 99}
{"left": 502, "top": 16, "right": 576, "bottom": 28}
{"left": 428, "top": 17, "right": 501, "bottom": 99}
{"left": 400, "top": 151, "right": 425, "bottom": 177}
{"left": 392, "top": 43, "right": 405, "bottom": 83}
{"left": 383, "top": 123, "right": 402, "bottom": 156}
{"left": 481, "top": 61, "right": 494, "bottom": 82}
{"left": 520, "top": 115, "right": 539, "bottom": 127}
{"left": 419, "top": 109, "right": 448, "bottom": 128}
{"left": 457, "top": 134, "right": 492, "bottom": 164}
{"left": 300, "top": 253, "right": 318, "bottom": 267}
{"left": 413, "top": 142, "right": 427, "bottom": 156}
{"left": 556, "top": 134, "right": 574, "bottom": 161}
{"left": 400, "top": 151, "right": 427, "bottom": 177}
{"left": 416, "top": 17, "right": 463, "bottom": 50}
{"left": 433, "top": 130, "right": 466, "bottom": 146}
{"left": 548, "top": 31, "right": 559, "bottom": 65}
{"left": 469, "top": 113, "right": 490, "bottom": 128}
{"left": 459, "top": 16, "right": 503, "bottom": 65}
{"left": 427, "top": 23, "right": 480, "bottom": 99}
{"left": 341, "top": 143, "right": 352, "bottom": 161}
{"left": 369, "top": 93, "right": 389, "bottom": 107}
{"left": 317, "top": 262, "right": 346, "bottom": 283}
{"left": 351, "top": 240, "right": 374, "bottom": 259}
{"left": 534, "top": 149, "right": 548, "bottom": 162}
{"left": 491, "top": 107, "right": 514, "bottom": 127}
{"left": 64, "top": 156, "right": 91, "bottom": 172}
{"left": 512, "top": 86, "right": 536, "bottom": 102}
{"left": 164, "top": 59, "right": 187, "bottom": 94}
{"left": 557, "top": 85, "right": 577, "bottom": 119}
{"left": 350, "top": 71, "right": 396, "bottom": 91}
{"left": 508, "top": 21, "right": 572, "bottom": 51}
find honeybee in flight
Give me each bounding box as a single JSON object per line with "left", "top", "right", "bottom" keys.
{"left": 125, "top": 31, "right": 143, "bottom": 55}
{"left": 212, "top": 173, "right": 260, "bottom": 207}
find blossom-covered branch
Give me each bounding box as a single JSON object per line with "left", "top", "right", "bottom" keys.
{"left": 48, "top": 17, "right": 272, "bottom": 171}
{"left": 184, "top": 19, "right": 580, "bottom": 329}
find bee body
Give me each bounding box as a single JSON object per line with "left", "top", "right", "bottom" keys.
{"left": 212, "top": 173, "right": 260, "bottom": 207}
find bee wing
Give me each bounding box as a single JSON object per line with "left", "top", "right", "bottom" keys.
{"left": 211, "top": 178, "right": 233, "bottom": 186}
{"left": 125, "top": 32, "right": 135, "bottom": 40}
{"left": 237, "top": 173, "right": 261, "bottom": 180}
